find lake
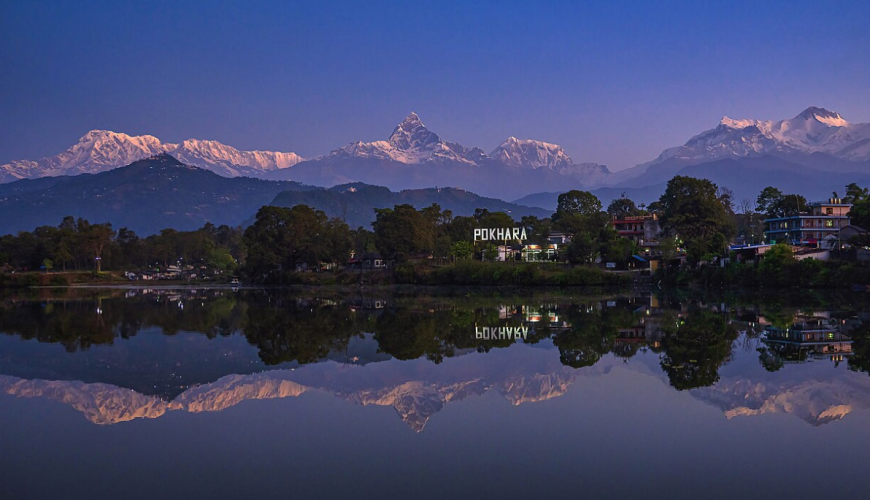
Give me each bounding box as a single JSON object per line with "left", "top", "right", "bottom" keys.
{"left": 1, "top": 287, "right": 870, "bottom": 499}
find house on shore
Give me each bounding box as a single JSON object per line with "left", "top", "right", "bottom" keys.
{"left": 763, "top": 198, "right": 851, "bottom": 246}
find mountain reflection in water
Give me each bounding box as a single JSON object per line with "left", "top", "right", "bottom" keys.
{"left": 2, "top": 288, "right": 870, "bottom": 431}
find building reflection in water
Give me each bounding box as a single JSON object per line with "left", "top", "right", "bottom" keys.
{"left": 763, "top": 314, "right": 852, "bottom": 366}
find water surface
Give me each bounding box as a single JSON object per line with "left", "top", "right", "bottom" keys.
{"left": 2, "top": 288, "right": 869, "bottom": 499}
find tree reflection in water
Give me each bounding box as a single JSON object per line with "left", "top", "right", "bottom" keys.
{"left": 2, "top": 288, "right": 870, "bottom": 395}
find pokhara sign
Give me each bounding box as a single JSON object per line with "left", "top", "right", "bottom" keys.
{"left": 473, "top": 227, "right": 528, "bottom": 242}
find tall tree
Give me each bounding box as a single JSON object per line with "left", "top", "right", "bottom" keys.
{"left": 756, "top": 186, "right": 806, "bottom": 218}
{"left": 606, "top": 195, "right": 642, "bottom": 218}
{"left": 659, "top": 176, "right": 735, "bottom": 259}
{"left": 243, "top": 205, "right": 351, "bottom": 281}
{"left": 844, "top": 183, "right": 870, "bottom": 204}
{"left": 83, "top": 223, "right": 115, "bottom": 272}
{"left": 554, "top": 190, "right": 603, "bottom": 221}
{"left": 372, "top": 204, "right": 433, "bottom": 261}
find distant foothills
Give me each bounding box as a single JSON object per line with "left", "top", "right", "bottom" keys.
{"left": 3, "top": 107, "right": 870, "bottom": 205}
{"left": 0, "top": 154, "right": 549, "bottom": 235}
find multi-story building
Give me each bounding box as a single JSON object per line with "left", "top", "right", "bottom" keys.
{"left": 611, "top": 214, "right": 662, "bottom": 248}
{"left": 763, "top": 198, "right": 851, "bottom": 245}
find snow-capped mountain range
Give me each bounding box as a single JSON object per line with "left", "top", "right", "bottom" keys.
{"left": 321, "top": 112, "right": 611, "bottom": 181}
{"left": 3, "top": 107, "right": 869, "bottom": 203}
{"left": 0, "top": 129, "right": 304, "bottom": 183}
{"left": 617, "top": 107, "right": 870, "bottom": 183}
{"left": 490, "top": 136, "right": 573, "bottom": 169}
{"left": 0, "top": 113, "right": 607, "bottom": 188}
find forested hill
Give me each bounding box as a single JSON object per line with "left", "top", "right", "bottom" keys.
{"left": 266, "top": 183, "right": 553, "bottom": 229}
{"left": 0, "top": 154, "right": 314, "bottom": 235}
{"left": 0, "top": 154, "right": 552, "bottom": 236}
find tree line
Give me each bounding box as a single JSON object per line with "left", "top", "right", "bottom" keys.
{"left": 4, "top": 174, "right": 870, "bottom": 283}
{"left": 0, "top": 215, "right": 244, "bottom": 273}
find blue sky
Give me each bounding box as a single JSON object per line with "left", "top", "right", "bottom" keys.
{"left": 1, "top": 0, "right": 868, "bottom": 170}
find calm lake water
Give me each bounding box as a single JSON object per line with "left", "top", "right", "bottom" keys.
{"left": 2, "top": 287, "right": 870, "bottom": 499}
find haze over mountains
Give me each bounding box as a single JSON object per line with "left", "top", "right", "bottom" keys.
{"left": 3, "top": 107, "right": 870, "bottom": 211}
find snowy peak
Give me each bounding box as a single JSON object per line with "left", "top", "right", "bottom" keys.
{"left": 489, "top": 136, "right": 610, "bottom": 186}
{"left": 719, "top": 117, "right": 757, "bottom": 130}
{"left": 328, "top": 113, "right": 485, "bottom": 165}
{"left": 173, "top": 139, "right": 303, "bottom": 175}
{"left": 795, "top": 106, "right": 848, "bottom": 127}
{"left": 490, "top": 136, "right": 573, "bottom": 170}
{"left": 646, "top": 106, "right": 870, "bottom": 167}
{"left": 0, "top": 131, "right": 304, "bottom": 183}
{"left": 68, "top": 129, "right": 172, "bottom": 168}
{"left": 388, "top": 112, "right": 440, "bottom": 151}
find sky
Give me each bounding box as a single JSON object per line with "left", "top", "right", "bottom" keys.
{"left": 1, "top": 0, "right": 869, "bottom": 171}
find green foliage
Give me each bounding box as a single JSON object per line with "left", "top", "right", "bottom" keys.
{"left": 243, "top": 205, "right": 351, "bottom": 282}
{"left": 450, "top": 241, "right": 473, "bottom": 260}
{"left": 268, "top": 184, "right": 549, "bottom": 231}
{"left": 600, "top": 237, "right": 637, "bottom": 263}
{"left": 551, "top": 190, "right": 615, "bottom": 265}
{"left": 606, "top": 195, "right": 643, "bottom": 218}
{"left": 554, "top": 190, "right": 602, "bottom": 220}
{"left": 208, "top": 248, "right": 237, "bottom": 271}
{"left": 658, "top": 176, "right": 735, "bottom": 263}
{"left": 843, "top": 183, "right": 869, "bottom": 204}
{"left": 658, "top": 246, "right": 870, "bottom": 289}
{"left": 758, "top": 243, "right": 794, "bottom": 273}
{"left": 372, "top": 204, "right": 434, "bottom": 261}
{"left": 847, "top": 184, "right": 870, "bottom": 230}
{"left": 658, "top": 310, "right": 738, "bottom": 390}
{"left": 659, "top": 176, "right": 735, "bottom": 241}
{"left": 756, "top": 186, "right": 807, "bottom": 218}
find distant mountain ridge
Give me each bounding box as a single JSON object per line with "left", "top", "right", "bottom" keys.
{"left": 268, "top": 113, "right": 611, "bottom": 200}
{"left": 612, "top": 106, "right": 870, "bottom": 188}
{"left": 0, "top": 154, "right": 313, "bottom": 235}
{"left": 2, "top": 113, "right": 611, "bottom": 200}
{"left": 517, "top": 154, "right": 870, "bottom": 211}
{"left": 267, "top": 182, "right": 552, "bottom": 229}
{"left": 5, "top": 107, "right": 870, "bottom": 203}
{"left": 0, "top": 129, "right": 304, "bottom": 183}
{"left": 0, "top": 154, "right": 550, "bottom": 235}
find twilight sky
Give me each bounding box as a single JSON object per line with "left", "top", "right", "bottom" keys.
{"left": 1, "top": 0, "right": 869, "bottom": 170}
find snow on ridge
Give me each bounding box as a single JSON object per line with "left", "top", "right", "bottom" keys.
{"left": 651, "top": 107, "right": 870, "bottom": 165}
{"left": 0, "top": 130, "right": 304, "bottom": 182}
{"left": 325, "top": 113, "right": 485, "bottom": 165}
{"left": 490, "top": 136, "right": 573, "bottom": 170}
